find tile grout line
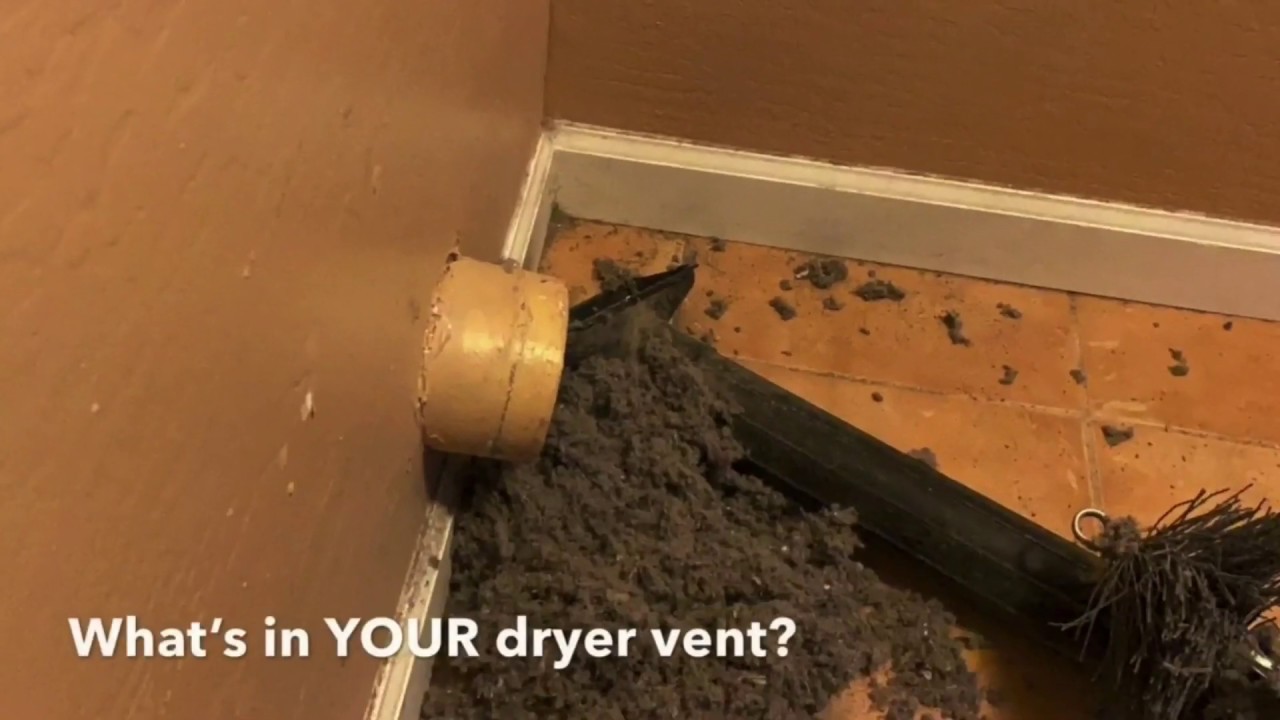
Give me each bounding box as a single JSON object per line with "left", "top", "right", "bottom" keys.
{"left": 1069, "top": 294, "right": 1108, "bottom": 510}
{"left": 1080, "top": 421, "right": 1106, "bottom": 511}
{"left": 1092, "top": 415, "right": 1280, "bottom": 452}
{"left": 734, "top": 351, "right": 1280, "bottom": 453}
{"left": 730, "top": 357, "right": 1091, "bottom": 419}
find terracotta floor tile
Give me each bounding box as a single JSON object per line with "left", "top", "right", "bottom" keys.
{"left": 1093, "top": 419, "right": 1280, "bottom": 526}
{"left": 743, "top": 361, "right": 1092, "bottom": 535}
{"left": 823, "top": 630, "right": 1094, "bottom": 719}
{"left": 1076, "top": 295, "right": 1280, "bottom": 446}
{"left": 539, "top": 221, "right": 687, "bottom": 304}
{"left": 679, "top": 238, "right": 1085, "bottom": 410}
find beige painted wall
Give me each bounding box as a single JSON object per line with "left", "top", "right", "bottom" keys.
{"left": 546, "top": 1, "right": 1280, "bottom": 224}
{"left": 0, "top": 1, "right": 547, "bottom": 717}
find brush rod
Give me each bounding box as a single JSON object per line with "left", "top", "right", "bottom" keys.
{"left": 669, "top": 331, "right": 1104, "bottom": 658}
{"left": 561, "top": 264, "right": 1101, "bottom": 656}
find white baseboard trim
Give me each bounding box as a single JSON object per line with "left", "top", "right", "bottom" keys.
{"left": 363, "top": 456, "right": 459, "bottom": 720}
{"left": 500, "top": 131, "right": 557, "bottom": 269}
{"left": 546, "top": 122, "right": 1280, "bottom": 321}
{"left": 373, "top": 118, "right": 1280, "bottom": 720}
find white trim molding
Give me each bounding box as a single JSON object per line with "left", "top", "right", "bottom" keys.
{"left": 500, "top": 130, "right": 558, "bottom": 269}
{"left": 363, "top": 456, "right": 459, "bottom": 720}
{"left": 546, "top": 122, "right": 1280, "bottom": 322}
{"left": 373, "top": 119, "right": 1280, "bottom": 720}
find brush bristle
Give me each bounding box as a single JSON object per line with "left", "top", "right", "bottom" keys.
{"left": 1064, "top": 488, "right": 1280, "bottom": 719}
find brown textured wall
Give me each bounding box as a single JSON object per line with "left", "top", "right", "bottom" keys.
{"left": 0, "top": 1, "right": 546, "bottom": 718}
{"left": 546, "top": 1, "right": 1280, "bottom": 224}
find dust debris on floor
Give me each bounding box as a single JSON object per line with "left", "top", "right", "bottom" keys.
{"left": 996, "top": 302, "right": 1022, "bottom": 320}
{"left": 939, "top": 310, "right": 971, "bottom": 346}
{"left": 592, "top": 257, "right": 637, "bottom": 293}
{"left": 423, "top": 314, "right": 983, "bottom": 720}
{"left": 794, "top": 258, "right": 849, "bottom": 288}
{"left": 769, "top": 296, "right": 797, "bottom": 321}
{"left": 1069, "top": 368, "right": 1088, "bottom": 386}
{"left": 705, "top": 297, "right": 730, "bottom": 320}
{"left": 998, "top": 365, "right": 1019, "bottom": 386}
{"left": 853, "top": 279, "right": 906, "bottom": 302}
{"left": 908, "top": 447, "right": 939, "bottom": 469}
{"left": 1101, "top": 425, "right": 1136, "bottom": 448}
{"left": 1168, "top": 348, "right": 1190, "bottom": 377}
{"left": 822, "top": 296, "right": 845, "bottom": 312}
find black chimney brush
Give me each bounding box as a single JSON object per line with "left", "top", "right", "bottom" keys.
{"left": 565, "top": 264, "right": 1280, "bottom": 719}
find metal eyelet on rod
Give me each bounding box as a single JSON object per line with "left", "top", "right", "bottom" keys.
{"left": 1071, "top": 507, "right": 1108, "bottom": 552}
